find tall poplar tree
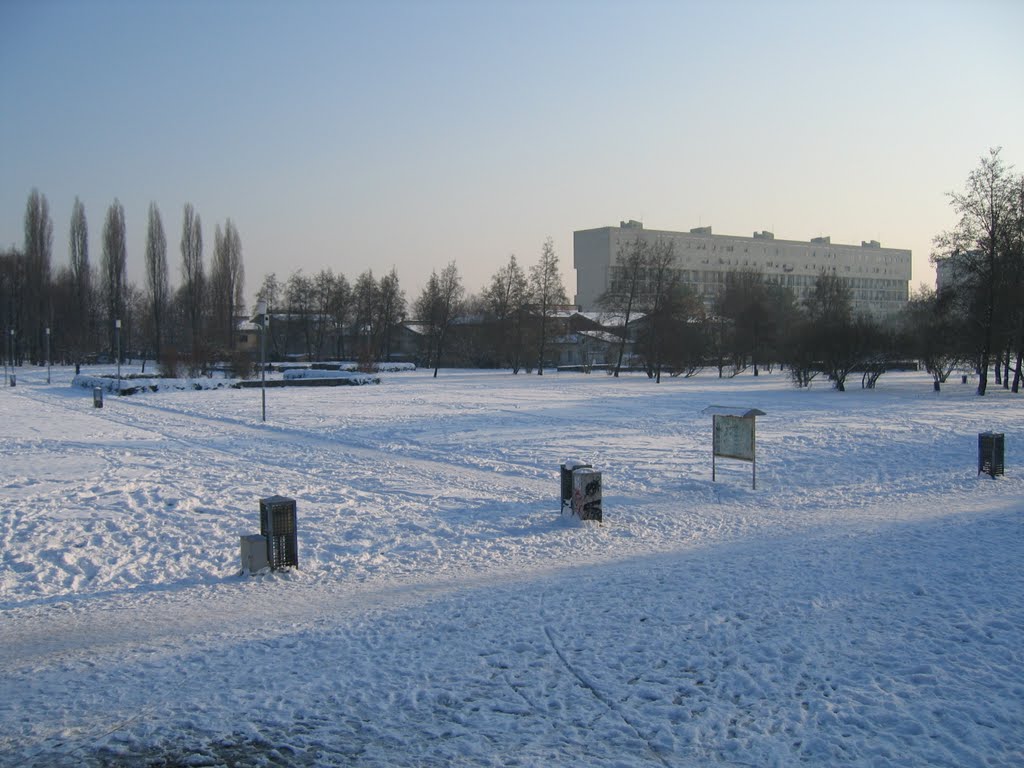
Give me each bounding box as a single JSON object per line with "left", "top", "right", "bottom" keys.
{"left": 101, "top": 199, "right": 127, "bottom": 358}
{"left": 23, "top": 188, "right": 53, "bottom": 362}
{"left": 68, "top": 198, "right": 91, "bottom": 363}
{"left": 145, "top": 202, "right": 169, "bottom": 362}
{"left": 210, "top": 219, "right": 244, "bottom": 350}
{"left": 180, "top": 203, "right": 204, "bottom": 356}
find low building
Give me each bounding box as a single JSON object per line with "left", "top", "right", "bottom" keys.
{"left": 547, "top": 309, "right": 641, "bottom": 369}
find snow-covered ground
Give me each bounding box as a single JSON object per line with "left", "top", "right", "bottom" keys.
{"left": 1, "top": 364, "right": 1021, "bottom": 767}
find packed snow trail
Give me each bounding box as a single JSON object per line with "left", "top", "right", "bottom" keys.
{"left": 2, "top": 509, "right": 1021, "bottom": 767}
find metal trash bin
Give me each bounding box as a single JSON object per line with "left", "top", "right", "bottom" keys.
{"left": 8, "top": 374, "right": 14, "bottom": 387}
{"left": 93, "top": 387, "right": 103, "bottom": 408}
{"left": 259, "top": 495, "right": 298, "bottom": 569}
{"left": 560, "top": 461, "right": 591, "bottom": 513}
{"left": 978, "top": 432, "right": 1005, "bottom": 478}
{"left": 570, "top": 468, "right": 603, "bottom": 522}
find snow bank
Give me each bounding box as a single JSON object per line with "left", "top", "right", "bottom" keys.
{"left": 71, "top": 373, "right": 237, "bottom": 395}
{"left": 282, "top": 369, "right": 380, "bottom": 385}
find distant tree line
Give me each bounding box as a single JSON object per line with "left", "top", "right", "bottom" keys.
{"left": 595, "top": 149, "right": 1022, "bottom": 395}
{"left": 252, "top": 236, "right": 569, "bottom": 376}
{"left": 4, "top": 150, "right": 1020, "bottom": 393}
{"left": 3, "top": 192, "right": 247, "bottom": 376}
{"left": 1, "top": 187, "right": 574, "bottom": 378}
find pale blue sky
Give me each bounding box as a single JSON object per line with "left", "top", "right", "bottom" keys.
{"left": 2, "top": 0, "right": 1022, "bottom": 306}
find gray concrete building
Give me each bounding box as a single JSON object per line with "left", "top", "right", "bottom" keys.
{"left": 933, "top": 251, "right": 973, "bottom": 294}
{"left": 574, "top": 220, "right": 912, "bottom": 317}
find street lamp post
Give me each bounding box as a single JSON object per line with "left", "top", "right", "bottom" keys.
{"left": 115, "top": 318, "right": 121, "bottom": 394}
{"left": 255, "top": 299, "right": 268, "bottom": 422}
{"left": 46, "top": 327, "right": 51, "bottom": 384}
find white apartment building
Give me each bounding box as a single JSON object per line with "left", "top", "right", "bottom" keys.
{"left": 574, "top": 221, "right": 912, "bottom": 317}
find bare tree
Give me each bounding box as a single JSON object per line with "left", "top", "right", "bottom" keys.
{"left": 598, "top": 236, "right": 647, "bottom": 377}
{"left": 352, "top": 270, "right": 379, "bottom": 363}
{"left": 144, "top": 202, "right": 169, "bottom": 363}
{"left": 714, "top": 267, "right": 778, "bottom": 377}
{"left": 899, "top": 287, "right": 970, "bottom": 391}
{"left": 311, "top": 269, "right": 337, "bottom": 360}
{"left": 529, "top": 237, "right": 568, "bottom": 375}
{"left": 101, "top": 199, "right": 127, "bottom": 358}
{"left": 1011, "top": 176, "right": 1024, "bottom": 392}
{"left": 23, "top": 188, "right": 53, "bottom": 362}
{"left": 785, "top": 270, "right": 879, "bottom": 392}
{"left": 376, "top": 267, "right": 406, "bottom": 361}
{"left": 328, "top": 272, "right": 352, "bottom": 360}
{"left": 255, "top": 272, "right": 282, "bottom": 359}
{"left": 180, "top": 203, "right": 204, "bottom": 356}
{"left": 0, "top": 248, "right": 25, "bottom": 365}
{"left": 68, "top": 198, "right": 92, "bottom": 365}
{"left": 210, "top": 219, "right": 245, "bottom": 351}
{"left": 483, "top": 254, "right": 530, "bottom": 373}
{"left": 415, "top": 261, "right": 464, "bottom": 377}
{"left": 933, "top": 148, "right": 1018, "bottom": 395}
{"left": 285, "top": 270, "right": 314, "bottom": 359}
{"left": 639, "top": 239, "right": 679, "bottom": 382}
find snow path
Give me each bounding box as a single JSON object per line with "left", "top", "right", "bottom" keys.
{"left": 1, "top": 366, "right": 1023, "bottom": 766}
{"left": 3, "top": 510, "right": 1021, "bottom": 767}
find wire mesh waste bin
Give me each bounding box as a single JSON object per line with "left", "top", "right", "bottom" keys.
{"left": 560, "top": 461, "right": 591, "bottom": 513}
{"left": 978, "top": 432, "right": 1005, "bottom": 478}
{"left": 93, "top": 387, "right": 103, "bottom": 408}
{"left": 259, "top": 495, "right": 298, "bottom": 569}
{"left": 570, "top": 468, "right": 603, "bottom": 522}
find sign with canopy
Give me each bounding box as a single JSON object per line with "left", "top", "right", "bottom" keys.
{"left": 701, "top": 406, "right": 766, "bottom": 489}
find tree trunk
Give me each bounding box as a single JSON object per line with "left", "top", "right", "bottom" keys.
{"left": 536, "top": 312, "right": 546, "bottom": 375}
{"left": 614, "top": 298, "right": 633, "bottom": 379}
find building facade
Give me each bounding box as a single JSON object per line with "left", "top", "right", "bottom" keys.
{"left": 933, "top": 251, "right": 975, "bottom": 294}
{"left": 574, "top": 221, "right": 912, "bottom": 317}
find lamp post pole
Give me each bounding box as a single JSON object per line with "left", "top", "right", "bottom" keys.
{"left": 46, "top": 327, "right": 51, "bottom": 384}
{"left": 256, "top": 300, "right": 268, "bottom": 422}
{"left": 115, "top": 318, "right": 121, "bottom": 394}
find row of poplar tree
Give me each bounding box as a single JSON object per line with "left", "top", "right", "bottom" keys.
{"left": 6, "top": 194, "right": 244, "bottom": 374}
{"left": 3, "top": 189, "right": 572, "bottom": 377}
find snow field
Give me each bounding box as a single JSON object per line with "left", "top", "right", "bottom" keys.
{"left": 1, "top": 365, "right": 1022, "bottom": 766}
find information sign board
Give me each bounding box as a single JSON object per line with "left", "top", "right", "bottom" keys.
{"left": 702, "top": 406, "right": 765, "bottom": 489}
{"left": 713, "top": 415, "right": 755, "bottom": 462}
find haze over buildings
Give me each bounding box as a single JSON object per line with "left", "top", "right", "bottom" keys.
{"left": 2, "top": 1, "right": 1022, "bottom": 301}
